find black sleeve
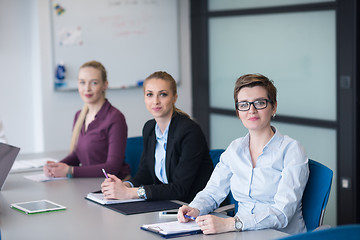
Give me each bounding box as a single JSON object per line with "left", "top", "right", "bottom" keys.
{"left": 143, "top": 118, "right": 212, "bottom": 202}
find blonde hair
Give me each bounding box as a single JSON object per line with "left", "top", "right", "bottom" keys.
{"left": 144, "top": 71, "right": 190, "bottom": 118}
{"left": 69, "top": 61, "right": 107, "bottom": 152}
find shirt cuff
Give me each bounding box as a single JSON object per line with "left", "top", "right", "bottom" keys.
{"left": 236, "top": 213, "right": 256, "bottom": 231}
{"left": 124, "top": 181, "right": 134, "bottom": 188}
{"left": 189, "top": 202, "right": 206, "bottom": 216}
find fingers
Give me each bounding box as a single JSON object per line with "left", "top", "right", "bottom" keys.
{"left": 45, "top": 161, "right": 57, "bottom": 167}
{"left": 101, "top": 179, "right": 112, "bottom": 191}
{"left": 103, "top": 190, "right": 115, "bottom": 199}
{"left": 196, "top": 215, "right": 230, "bottom": 235}
{"left": 100, "top": 175, "right": 130, "bottom": 200}
{"left": 187, "top": 208, "right": 200, "bottom": 219}
{"left": 107, "top": 174, "right": 120, "bottom": 183}
{"left": 43, "top": 162, "right": 57, "bottom": 177}
{"left": 101, "top": 177, "right": 118, "bottom": 199}
{"left": 46, "top": 162, "right": 68, "bottom": 177}
{"left": 101, "top": 180, "right": 115, "bottom": 194}
{"left": 195, "top": 215, "right": 205, "bottom": 225}
{"left": 177, "top": 205, "right": 190, "bottom": 222}
{"left": 177, "top": 206, "right": 200, "bottom": 223}
{"left": 196, "top": 215, "right": 211, "bottom": 234}
{"left": 43, "top": 165, "right": 53, "bottom": 177}
{"left": 101, "top": 185, "right": 112, "bottom": 199}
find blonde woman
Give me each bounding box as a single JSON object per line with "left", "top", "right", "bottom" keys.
{"left": 43, "top": 61, "right": 130, "bottom": 179}
{"left": 101, "top": 71, "right": 213, "bottom": 203}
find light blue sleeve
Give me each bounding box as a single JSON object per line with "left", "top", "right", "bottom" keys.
{"left": 189, "top": 149, "right": 234, "bottom": 215}
{"left": 238, "top": 139, "right": 309, "bottom": 232}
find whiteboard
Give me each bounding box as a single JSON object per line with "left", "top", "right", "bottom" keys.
{"left": 51, "top": 0, "right": 180, "bottom": 90}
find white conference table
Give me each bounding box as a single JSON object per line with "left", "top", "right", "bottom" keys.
{"left": 0, "top": 152, "right": 289, "bottom": 240}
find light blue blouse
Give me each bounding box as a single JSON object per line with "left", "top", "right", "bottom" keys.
{"left": 154, "top": 122, "right": 170, "bottom": 184}
{"left": 189, "top": 127, "right": 309, "bottom": 234}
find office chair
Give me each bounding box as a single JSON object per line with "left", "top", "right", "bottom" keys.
{"left": 279, "top": 224, "right": 360, "bottom": 240}
{"left": 209, "top": 149, "right": 237, "bottom": 214}
{"left": 213, "top": 158, "right": 333, "bottom": 231}
{"left": 124, "top": 136, "right": 144, "bottom": 177}
{"left": 302, "top": 159, "right": 333, "bottom": 231}
{"left": 209, "top": 149, "right": 225, "bottom": 167}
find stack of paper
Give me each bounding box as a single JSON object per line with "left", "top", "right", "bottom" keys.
{"left": 141, "top": 220, "right": 202, "bottom": 238}
{"left": 24, "top": 174, "right": 67, "bottom": 182}
{"left": 11, "top": 158, "right": 58, "bottom": 172}
{"left": 86, "top": 192, "right": 145, "bottom": 205}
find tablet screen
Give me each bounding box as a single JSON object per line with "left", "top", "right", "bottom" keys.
{"left": 11, "top": 200, "right": 66, "bottom": 214}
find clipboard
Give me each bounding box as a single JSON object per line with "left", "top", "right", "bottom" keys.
{"left": 141, "top": 220, "right": 202, "bottom": 238}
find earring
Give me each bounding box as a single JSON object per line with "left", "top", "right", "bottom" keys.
{"left": 272, "top": 113, "right": 276, "bottom": 118}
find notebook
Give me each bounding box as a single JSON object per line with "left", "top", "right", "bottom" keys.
{"left": 85, "top": 191, "right": 182, "bottom": 215}
{"left": 106, "top": 200, "right": 181, "bottom": 215}
{"left": 0, "top": 142, "right": 20, "bottom": 190}
{"left": 86, "top": 192, "right": 145, "bottom": 205}
{"left": 141, "top": 220, "right": 202, "bottom": 238}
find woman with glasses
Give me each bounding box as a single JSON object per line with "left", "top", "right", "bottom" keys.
{"left": 178, "top": 74, "right": 309, "bottom": 235}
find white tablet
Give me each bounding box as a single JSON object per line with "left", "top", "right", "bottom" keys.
{"left": 10, "top": 200, "right": 66, "bottom": 214}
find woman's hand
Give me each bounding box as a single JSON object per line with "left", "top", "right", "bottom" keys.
{"left": 43, "top": 161, "right": 69, "bottom": 177}
{"left": 195, "top": 215, "right": 235, "bottom": 235}
{"left": 101, "top": 174, "right": 137, "bottom": 200}
{"left": 177, "top": 205, "right": 200, "bottom": 223}
{"left": 43, "top": 161, "right": 54, "bottom": 177}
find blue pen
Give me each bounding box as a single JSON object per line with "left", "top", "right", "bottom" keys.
{"left": 184, "top": 215, "right": 196, "bottom": 221}
{"left": 102, "top": 168, "right": 109, "bottom": 179}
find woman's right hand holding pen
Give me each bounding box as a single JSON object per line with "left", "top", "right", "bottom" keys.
{"left": 177, "top": 205, "right": 200, "bottom": 223}
{"left": 101, "top": 174, "right": 125, "bottom": 199}
{"left": 101, "top": 174, "right": 137, "bottom": 200}
{"left": 178, "top": 205, "right": 234, "bottom": 234}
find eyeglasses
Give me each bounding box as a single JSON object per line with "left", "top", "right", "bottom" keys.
{"left": 235, "top": 99, "right": 272, "bottom": 111}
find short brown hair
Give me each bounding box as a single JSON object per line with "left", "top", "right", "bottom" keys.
{"left": 234, "top": 74, "right": 277, "bottom": 114}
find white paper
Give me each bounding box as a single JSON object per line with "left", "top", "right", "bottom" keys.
{"left": 142, "top": 220, "right": 201, "bottom": 235}
{"left": 86, "top": 192, "right": 145, "bottom": 205}
{"left": 11, "top": 158, "right": 58, "bottom": 172}
{"left": 24, "top": 174, "right": 67, "bottom": 182}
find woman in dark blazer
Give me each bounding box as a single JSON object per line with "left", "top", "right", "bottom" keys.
{"left": 101, "top": 71, "right": 213, "bottom": 203}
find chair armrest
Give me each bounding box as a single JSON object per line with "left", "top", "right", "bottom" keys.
{"left": 313, "top": 225, "right": 331, "bottom": 231}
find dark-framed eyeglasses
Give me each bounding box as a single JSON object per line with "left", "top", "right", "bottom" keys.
{"left": 235, "top": 99, "right": 273, "bottom": 111}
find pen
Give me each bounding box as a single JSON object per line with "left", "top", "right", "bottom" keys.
{"left": 102, "top": 168, "right": 109, "bottom": 179}
{"left": 184, "top": 215, "right": 196, "bottom": 221}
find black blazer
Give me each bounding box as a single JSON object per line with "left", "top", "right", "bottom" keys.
{"left": 129, "top": 113, "right": 213, "bottom": 203}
